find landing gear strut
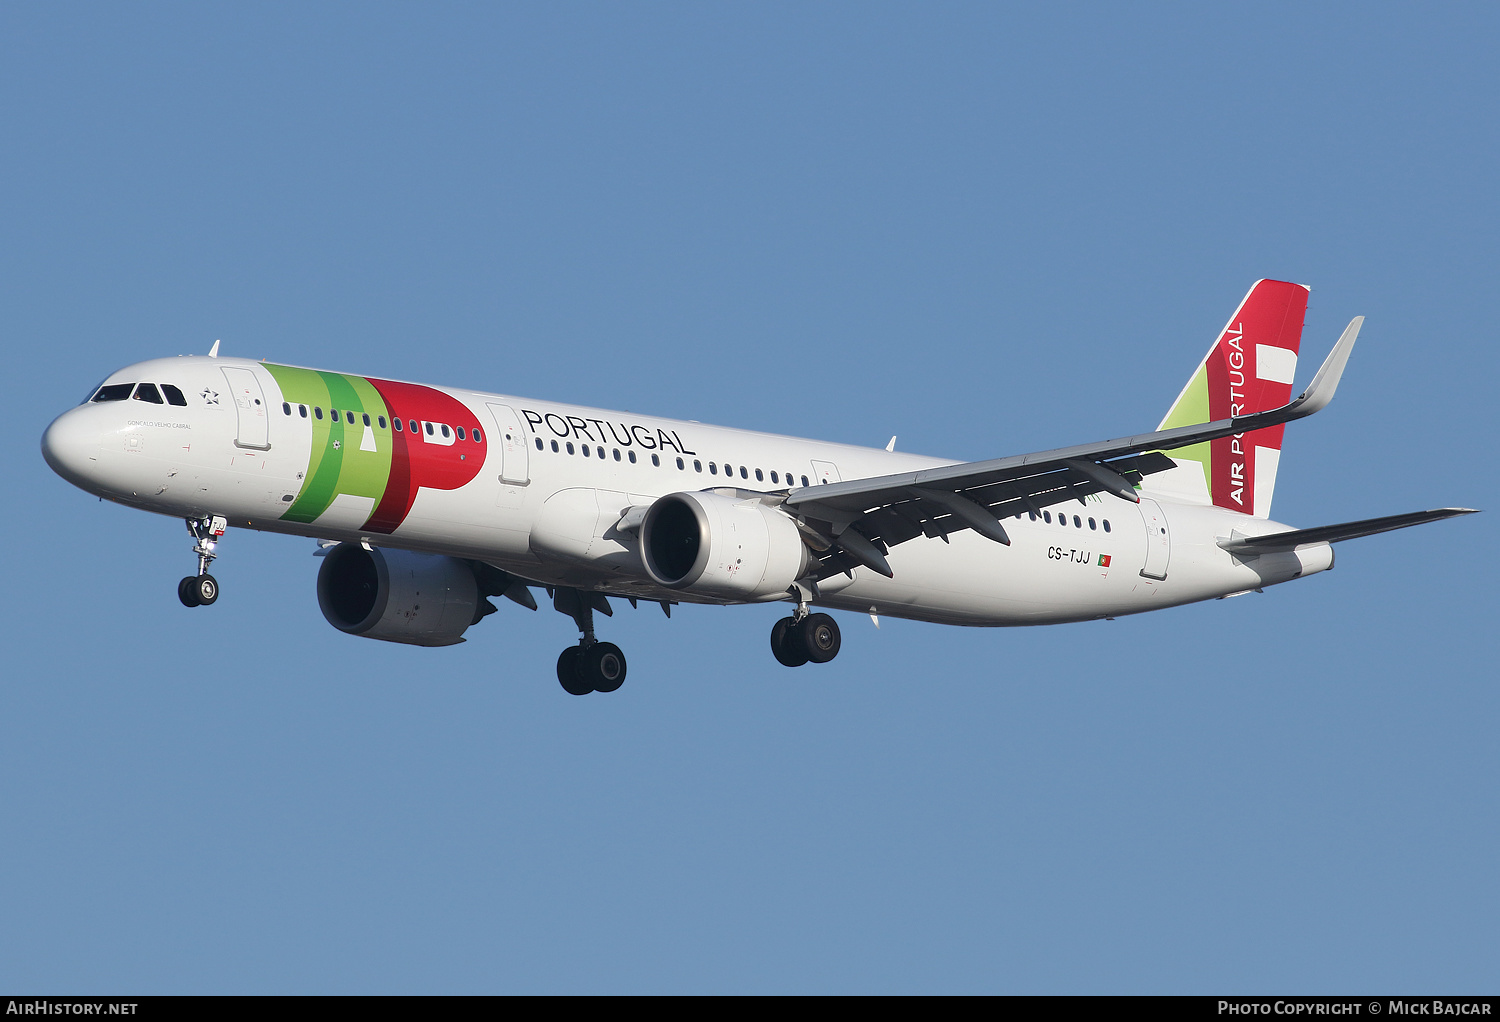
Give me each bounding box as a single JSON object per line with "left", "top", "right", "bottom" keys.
{"left": 178, "top": 515, "right": 226, "bottom": 608}
{"left": 770, "top": 591, "right": 842, "bottom": 667}
{"left": 553, "top": 588, "right": 628, "bottom": 695}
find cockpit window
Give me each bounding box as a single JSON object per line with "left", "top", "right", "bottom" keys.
{"left": 92, "top": 384, "right": 134, "bottom": 402}
{"left": 161, "top": 384, "right": 188, "bottom": 406}
{"left": 132, "top": 383, "right": 164, "bottom": 404}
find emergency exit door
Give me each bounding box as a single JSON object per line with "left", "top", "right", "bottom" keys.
{"left": 1138, "top": 497, "right": 1171, "bottom": 580}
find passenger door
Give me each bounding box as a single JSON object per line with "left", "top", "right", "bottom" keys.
{"left": 487, "top": 403, "right": 530, "bottom": 509}
{"left": 220, "top": 367, "right": 271, "bottom": 450}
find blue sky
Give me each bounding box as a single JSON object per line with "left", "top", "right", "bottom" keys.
{"left": 2, "top": 3, "right": 1495, "bottom": 993}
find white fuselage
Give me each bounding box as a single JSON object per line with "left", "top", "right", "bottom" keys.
{"left": 43, "top": 356, "right": 1333, "bottom": 627}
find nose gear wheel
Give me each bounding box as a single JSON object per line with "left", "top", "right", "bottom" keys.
{"left": 178, "top": 516, "right": 227, "bottom": 608}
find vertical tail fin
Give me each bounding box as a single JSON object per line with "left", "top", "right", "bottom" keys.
{"left": 1151, "top": 279, "right": 1309, "bottom": 517}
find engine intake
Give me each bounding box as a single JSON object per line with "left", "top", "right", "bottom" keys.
{"left": 317, "top": 544, "right": 481, "bottom": 646}
{"left": 640, "top": 491, "right": 810, "bottom": 601}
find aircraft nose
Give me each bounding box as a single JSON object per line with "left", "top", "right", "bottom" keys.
{"left": 41, "top": 407, "right": 100, "bottom": 486}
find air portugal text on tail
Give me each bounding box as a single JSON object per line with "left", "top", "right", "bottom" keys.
{"left": 39, "top": 282, "right": 1477, "bottom": 696}
{"left": 1154, "top": 279, "right": 1308, "bottom": 517}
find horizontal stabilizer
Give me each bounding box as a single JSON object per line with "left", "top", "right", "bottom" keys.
{"left": 1218, "top": 508, "right": 1478, "bottom": 555}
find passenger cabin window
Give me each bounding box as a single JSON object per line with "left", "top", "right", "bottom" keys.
{"left": 315, "top": 407, "right": 324, "bottom": 419}
{"left": 347, "top": 411, "right": 356, "bottom": 425}
{"left": 612, "top": 449, "right": 621, "bottom": 461}
{"left": 456, "top": 426, "right": 466, "bottom": 440}
{"left": 409, "top": 419, "right": 417, "bottom": 433}
{"left": 162, "top": 384, "right": 188, "bottom": 406}
{"left": 425, "top": 422, "right": 434, "bottom": 436}
{"left": 694, "top": 460, "right": 702, "bottom": 472}
{"left": 378, "top": 416, "right": 387, "bottom": 429}
{"left": 552, "top": 440, "right": 560, "bottom": 452}
{"left": 473, "top": 429, "right": 482, "bottom": 443}
{"left": 535, "top": 437, "right": 543, "bottom": 450}
{"left": 771, "top": 471, "right": 778, "bottom": 483}
{"left": 566, "top": 442, "right": 575, "bottom": 455}
{"left": 582, "top": 445, "right": 590, "bottom": 457}
{"left": 132, "top": 383, "right": 164, "bottom": 404}
{"left": 362, "top": 413, "right": 370, "bottom": 427}
{"left": 299, "top": 404, "right": 308, "bottom": 418}
{"left": 755, "top": 469, "right": 763, "bottom": 482}
{"left": 629, "top": 451, "right": 637, "bottom": 463}
{"left": 800, "top": 475, "right": 809, "bottom": 487}
{"left": 394, "top": 418, "right": 402, "bottom": 431}
{"left": 709, "top": 463, "right": 717, "bottom": 475}
{"left": 1103, "top": 520, "right": 1111, "bottom": 533}
{"left": 440, "top": 424, "right": 450, "bottom": 438}
{"left": 283, "top": 402, "right": 292, "bottom": 415}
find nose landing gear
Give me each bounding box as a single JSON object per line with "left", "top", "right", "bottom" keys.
{"left": 178, "top": 516, "right": 226, "bottom": 608}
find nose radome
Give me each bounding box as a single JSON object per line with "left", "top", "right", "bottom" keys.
{"left": 41, "top": 408, "right": 100, "bottom": 486}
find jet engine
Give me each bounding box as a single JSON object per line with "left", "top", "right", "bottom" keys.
{"left": 317, "top": 543, "right": 482, "bottom": 646}
{"left": 639, "top": 491, "right": 810, "bottom": 601}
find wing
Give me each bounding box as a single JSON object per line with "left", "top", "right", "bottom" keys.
{"left": 782, "top": 317, "right": 1364, "bottom": 579}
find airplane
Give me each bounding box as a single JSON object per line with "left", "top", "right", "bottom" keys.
{"left": 41, "top": 280, "right": 1476, "bottom": 695}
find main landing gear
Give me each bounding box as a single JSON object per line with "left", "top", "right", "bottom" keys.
{"left": 552, "top": 588, "right": 627, "bottom": 696}
{"left": 178, "top": 515, "right": 227, "bottom": 608}
{"left": 770, "top": 593, "right": 842, "bottom": 668}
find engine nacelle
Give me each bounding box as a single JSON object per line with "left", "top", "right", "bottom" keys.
{"left": 317, "top": 543, "right": 481, "bottom": 647}
{"left": 640, "top": 490, "right": 810, "bottom": 601}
